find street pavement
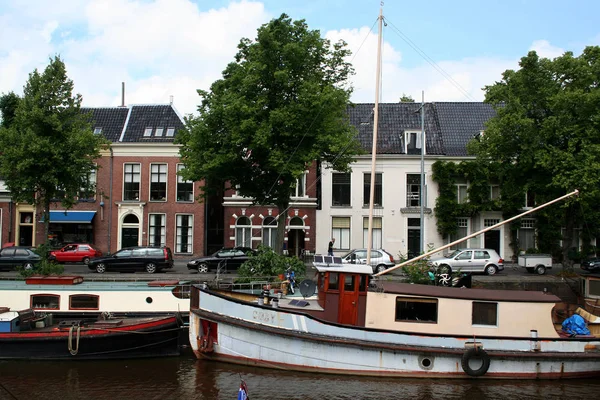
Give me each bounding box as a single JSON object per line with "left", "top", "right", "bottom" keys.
{"left": 0, "top": 259, "right": 573, "bottom": 283}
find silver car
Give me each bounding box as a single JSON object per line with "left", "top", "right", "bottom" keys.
{"left": 428, "top": 248, "right": 504, "bottom": 275}
{"left": 341, "top": 249, "right": 396, "bottom": 274}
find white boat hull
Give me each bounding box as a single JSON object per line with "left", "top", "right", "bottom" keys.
{"left": 190, "top": 289, "right": 600, "bottom": 379}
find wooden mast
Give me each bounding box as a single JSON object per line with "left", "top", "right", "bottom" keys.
{"left": 366, "top": 6, "right": 384, "bottom": 266}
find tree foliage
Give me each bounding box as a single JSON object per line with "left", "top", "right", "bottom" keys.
{"left": 469, "top": 47, "right": 600, "bottom": 268}
{"left": 237, "top": 245, "right": 306, "bottom": 282}
{"left": 399, "top": 93, "right": 415, "bottom": 103}
{"left": 0, "top": 56, "right": 109, "bottom": 238}
{"left": 0, "top": 91, "right": 21, "bottom": 128}
{"left": 176, "top": 14, "right": 362, "bottom": 253}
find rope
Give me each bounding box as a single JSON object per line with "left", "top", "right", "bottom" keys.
{"left": 68, "top": 325, "right": 81, "bottom": 356}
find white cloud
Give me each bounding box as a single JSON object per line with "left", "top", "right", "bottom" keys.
{"left": 529, "top": 40, "right": 565, "bottom": 59}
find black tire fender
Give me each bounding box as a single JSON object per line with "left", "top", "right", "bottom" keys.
{"left": 461, "top": 347, "right": 490, "bottom": 377}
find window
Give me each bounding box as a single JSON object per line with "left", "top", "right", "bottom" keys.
{"left": 328, "top": 273, "right": 339, "bottom": 290}
{"left": 344, "top": 275, "right": 356, "bottom": 291}
{"left": 155, "top": 127, "right": 164, "bottom": 137}
{"left": 362, "top": 217, "right": 382, "bottom": 248}
{"left": 519, "top": 218, "right": 535, "bottom": 251}
{"left": 150, "top": 163, "right": 167, "bottom": 201}
{"left": 166, "top": 127, "right": 175, "bottom": 137}
{"left": 472, "top": 301, "right": 497, "bottom": 326}
{"left": 262, "top": 216, "right": 277, "bottom": 248}
{"left": 406, "top": 174, "right": 421, "bottom": 207}
{"left": 474, "top": 250, "right": 490, "bottom": 259}
{"left": 363, "top": 173, "right": 382, "bottom": 207}
{"left": 332, "top": 173, "right": 351, "bottom": 206}
{"left": 69, "top": 295, "right": 99, "bottom": 310}
{"left": 123, "top": 163, "right": 140, "bottom": 201}
{"left": 457, "top": 250, "right": 473, "bottom": 260}
{"left": 235, "top": 216, "right": 252, "bottom": 248}
{"left": 332, "top": 216, "right": 350, "bottom": 250}
{"left": 176, "top": 214, "right": 193, "bottom": 253}
{"left": 176, "top": 164, "right": 193, "bottom": 202}
{"left": 291, "top": 173, "right": 307, "bottom": 198}
{"left": 449, "top": 218, "right": 468, "bottom": 249}
{"left": 31, "top": 294, "right": 60, "bottom": 310}
{"left": 79, "top": 167, "right": 97, "bottom": 200}
{"left": 149, "top": 214, "right": 166, "bottom": 247}
{"left": 490, "top": 184, "right": 500, "bottom": 200}
{"left": 93, "top": 127, "right": 102, "bottom": 135}
{"left": 143, "top": 127, "right": 153, "bottom": 137}
{"left": 525, "top": 190, "right": 535, "bottom": 208}
{"left": 456, "top": 181, "right": 468, "bottom": 204}
{"left": 405, "top": 131, "right": 422, "bottom": 154}
{"left": 395, "top": 297, "right": 438, "bottom": 323}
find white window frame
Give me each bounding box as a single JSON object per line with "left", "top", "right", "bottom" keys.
{"left": 123, "top": 163, "right": 141, "bottom": 201}
{"left": 404, "top": 130, "right": 422, "bottom": 153}
{"left": 79, "top": 165, "right": 97, "bottom": 201}
{"left": 449, "top": 217, "right": 469, "bottom": 249}
{"left": 176, "top": 164, "right": 194, "bottom": 202}
{"left": 155, "top": 127, "right": 164, "bottom": 137}
{"left": 143, "top": 127, "right": 153, "bottom": 137}
{"left": 235, "top": 216, "right": 252, "bottom": 248}
{"left": 93, "top": 127, "right": 102, "bottom": 135}
{"left": 490, "top": 184, "right": 500, "bottom": 200}
{"left": 148, "top": 213, "right": 166, "bottom": 247}
{"left": 332, "top": 216, "right": 351, "bottom": 250}
{"left": 166, "top": 127, "right": 175, "bottom": 137}
{"left": 175, "top": 214, "right": 193, "bottom": 254}
{"left": 456, "top": 182, "right": 468, "bottom": 204}
{"left": 149, "top": 163, "right": 168, "bottom": 202}
{"left": 362, "top": 217, "right": 382, "bottom": 248}
{"left": 518, "top": 218, "right": 536, "bottom": 251}
{"left": 291, "top": 172, "right": 307, "bottom": 198}
{"left": 262, "top": 216, "right": 277, "bottom": 249}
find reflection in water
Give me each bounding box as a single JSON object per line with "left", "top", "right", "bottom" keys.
{"left": 1, "top": 355, "right": 600, "bottom": 400}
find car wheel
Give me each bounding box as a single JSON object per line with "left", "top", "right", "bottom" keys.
{"left": 96, "top": 263, "right": 106, "bottom": 274}
{"left": 146, "top": 263, "right": 157, "bottom": 274}
{"left": 375, "top": 264, "right": 387, "bottom": 274}
{"left": 23, "top": 262, "right": 34, "bottom": 271}
{"left": 485, "top": 265, "right": 498, "bottom": 275}
{"left": 197, "top": 263, "right": 209, "bottom": 274}
{"left": 438, "top": 264, "right": 452, "bottom": 275}
{"left": 82, "top": 257, "right": 90, "bottom": 265}
{"left": 535, "top": 265, "right": 546, "bottom": 275}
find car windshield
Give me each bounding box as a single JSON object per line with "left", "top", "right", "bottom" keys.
{"left": 446, "top": 250, "right": 461, "bottom": 258}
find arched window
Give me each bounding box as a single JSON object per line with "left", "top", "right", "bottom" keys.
{"left": 235, "top": 216, "right": 252, "bottom": 248}
{"left": 262, "top": 216, "right": 277, "bottom": 248}
{"left": 123, "top": 214, "right": 139, "bottom": 224}
{"left": 289, "top": 216, "right": 304, "bottom": 227}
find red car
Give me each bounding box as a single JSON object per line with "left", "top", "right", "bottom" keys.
{"left": 49, "top": 244, "right": 102, "bottom": 265}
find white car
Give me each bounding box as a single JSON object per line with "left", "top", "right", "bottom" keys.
{"left": 341, "top": 249, "right": 396, "bottom": 274}
{"left": 428, "top": 248, "right": 504, "bottom": 275}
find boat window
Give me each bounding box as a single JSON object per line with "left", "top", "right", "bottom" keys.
{"left": 472, "top": 301, "right": 497, "bottom": 326}
{"left": 395, "top": 297, "right": 437, "bottom": 323}
{"left": 172, "top": 285, "right": 191, "bottom": 299}
{"left": 359, "top": 275, "right": 367, "bottom": 292}
{"left": 328, "top": 273, "right": 339, "bottom": 290}
{"left": 31, "top": 294, "right": 60, "bottom": 310}
{"left": 344, "top": 275, "right": 355, "bottom": 291}
{"left": 70, "top": 295, "right": 99, "bottom": 310}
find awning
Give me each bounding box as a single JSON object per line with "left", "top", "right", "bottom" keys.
{"left": 44, "top": 211, "right": 96, "bottom": 223}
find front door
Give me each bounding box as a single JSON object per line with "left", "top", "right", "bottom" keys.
{"left": 122, "top": 228, "right": 139, "bottom": 248}
{"left": 484, "top": 230, "right": 501, "bottom": 255}
{"left": 338, "top": 273, "right": 359, "bottom": 325}
{"left": 407, "top": 228, "right": 420, "bottom": 259}
{"left": 287, "top": 229, "right": 305, "bottom": 258}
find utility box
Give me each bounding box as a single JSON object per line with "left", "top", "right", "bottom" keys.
{"left": 518, "top": 254, "right": 553, "bottom": 275}
{"left": 0, "top": 310, "right": 20, "bottom": 333}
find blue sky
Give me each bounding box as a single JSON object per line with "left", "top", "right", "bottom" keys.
{"left": 1, "top": 0, "right": 599, "bottom": 116}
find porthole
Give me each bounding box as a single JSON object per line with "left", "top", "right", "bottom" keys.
{"left": 146, "top": 297, "right": 153, "bottom": 304}
{"left": 418, "top": 355, "right": 434, "bottom": 370}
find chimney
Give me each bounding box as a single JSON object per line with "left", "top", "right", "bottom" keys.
{"left": 169, "top": 95, "right": 173, "bottom": 105}
{"left": 121, "top": 82, "right": 125, "bottom": 107}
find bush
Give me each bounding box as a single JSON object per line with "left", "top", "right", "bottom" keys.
{"left": 237, "top": 245, "right": 306, "bottom": 282}
{"left": 17, "top": 242, "right": 64, "bottom": 278}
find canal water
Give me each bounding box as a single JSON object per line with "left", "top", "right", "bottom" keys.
{"left": 1, "top": 353, "right": 599, "bottom": 400}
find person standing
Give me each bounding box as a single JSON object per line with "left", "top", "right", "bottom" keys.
{"left": 328, "top": 238, "right": 335, "bottom": 256}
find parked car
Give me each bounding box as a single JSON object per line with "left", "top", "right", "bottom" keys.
{"left": 428, "top": 248, "right": 504, "bottom": 275}
{"left": 87, "top": 246, "right": 173, "bottom": 274}
{"left": 48, "top": 243, "right": 102, "bottom": 265}
{"left": 581, "top": 257, "right": 600, "bottom": 273}
{"left": 0, "top": 246, "right": 41, "bottom": 271}
{"left": 341, "top": 248, "right": 396, "bottom": 274}
{"left": 187, "top": 247, "right": 256, "bottom": 273}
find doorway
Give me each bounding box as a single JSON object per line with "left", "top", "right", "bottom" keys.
{"left": 407, "top": 218, "right": 421, "bottom": 259}
{"left": 484, "top": 230, "right": 501, "bottom": 255}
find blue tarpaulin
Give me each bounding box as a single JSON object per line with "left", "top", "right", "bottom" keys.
{"left": 562, "top": 314, "right": 591, "bottom": 336}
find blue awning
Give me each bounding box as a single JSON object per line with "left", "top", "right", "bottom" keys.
{"left": 46, "top": 211, "right": 96, "bottom": 223}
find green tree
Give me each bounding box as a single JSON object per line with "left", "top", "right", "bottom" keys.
{"left": 0, "top": 91, "right": 21, "bottom": 128}
{"left": 0, "top": 56, "right": 109, "bottom": 240}
{"left": 177, "top": 14, "right": 362, "bottom": 253}
{"left": 469, "top": 47, "right": 600, "bottom": 269}
{"left": 399, "top": 93, "right": 415, "bottom": 102}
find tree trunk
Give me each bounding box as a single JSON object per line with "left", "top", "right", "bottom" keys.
{"left": 561, "top": 203, "right": 578, "bottom": 272}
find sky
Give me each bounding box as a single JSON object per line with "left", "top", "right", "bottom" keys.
{"left": 1, "top": 0, "right": 599, "bottom": 117}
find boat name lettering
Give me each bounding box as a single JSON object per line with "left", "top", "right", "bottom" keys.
{"left": 253, "top": 310, "right": 275, "bottom": 323}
